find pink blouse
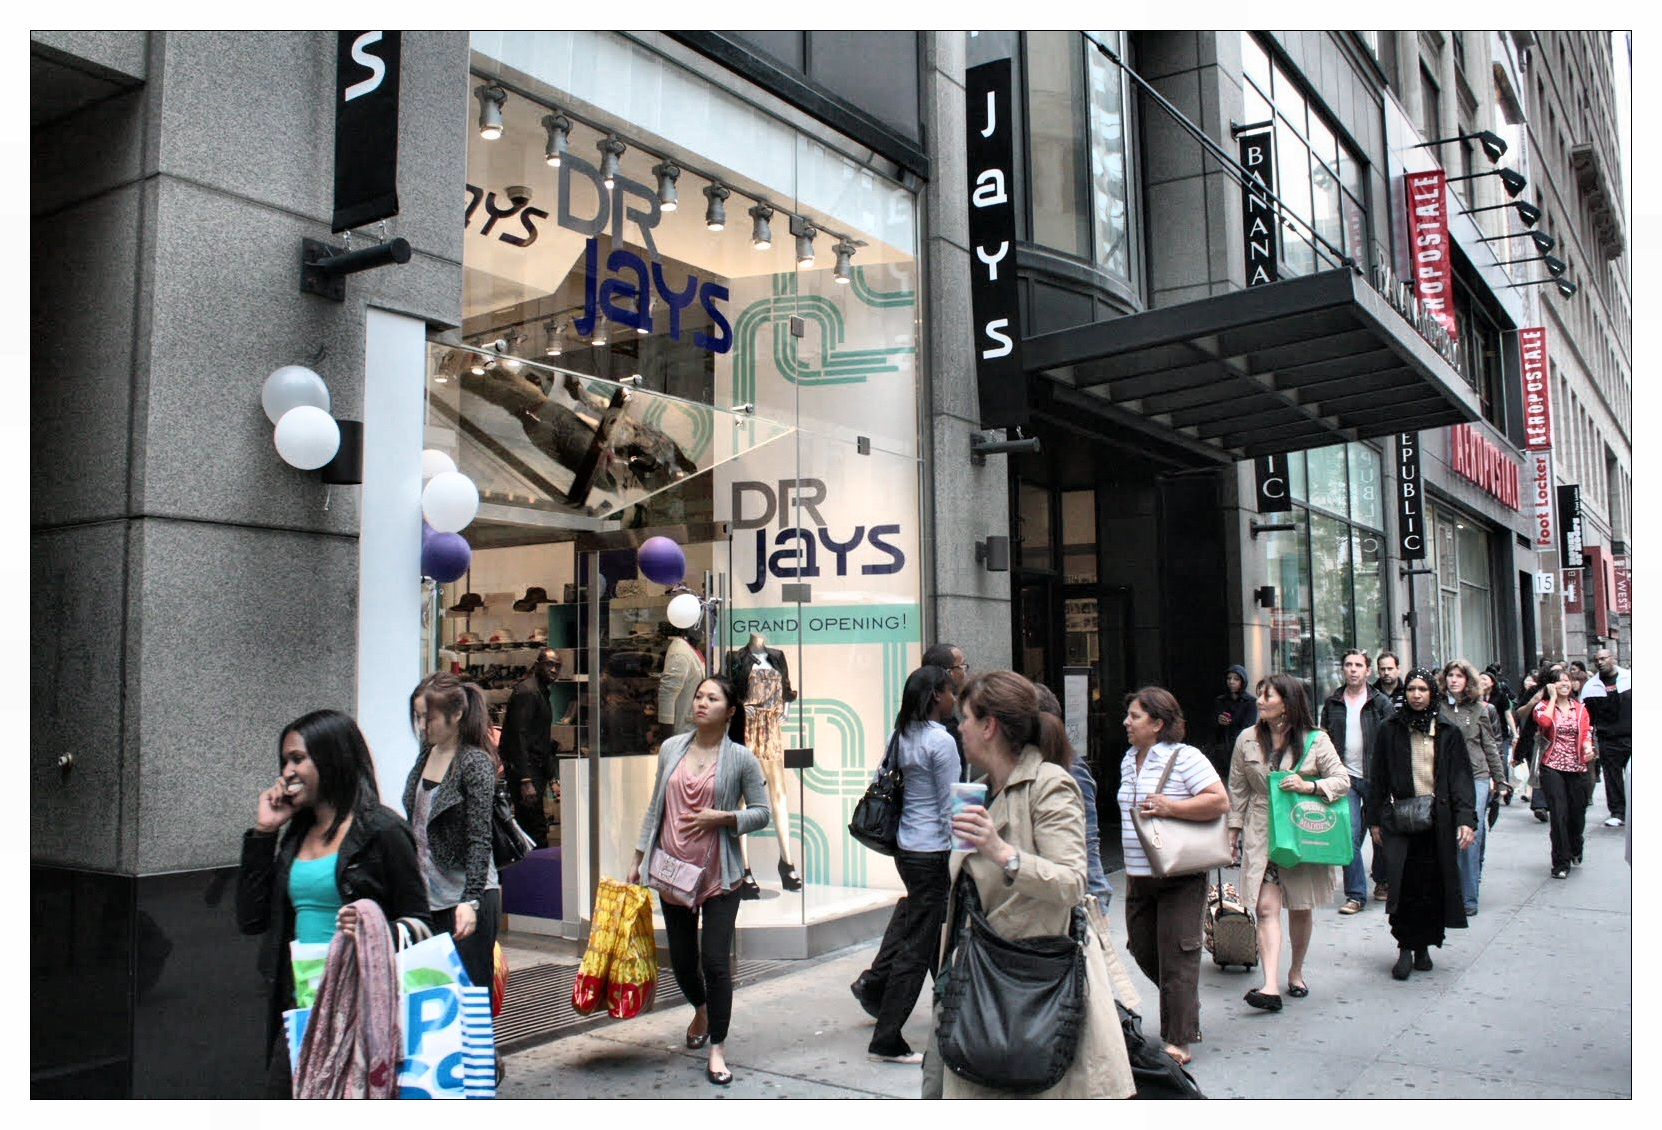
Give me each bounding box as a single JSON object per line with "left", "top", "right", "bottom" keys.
{"left": 659, "top": 756, "right": 729, "bottom": 907}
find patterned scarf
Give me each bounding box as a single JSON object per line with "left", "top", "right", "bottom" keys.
{"left": 294, "top": 898, "right": 401, "bottom": 1099}
{"left": 1400, "top": 669, "right": 1439, "bottom": 735}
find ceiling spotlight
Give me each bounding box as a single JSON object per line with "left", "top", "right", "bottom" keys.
{"left": 832, "top": 239, "right": 857, "bottom": 284}
{"left": 703, "top": 183, "right": 730, "bottom": 231}
{"left": 597, "top": 135, "right": 626, "bottom": 190}
{"left": 504, "top": 184, "right": 531, "bottom": 207}
{"left": 591, "top": 323, "right": 608, "bottom": 347}
{"left": 652, "top": 161, "right": 681, "bottom": 212}
{"left": 542, "top": 112, "right": 571, "bottom": 167}
{"left": 749, "top": 201, "right": 774, "bottom": 250}
{"left": 792, "top": 216, "right": 818, "bottom": 267}
{"left": 545, "top": 321, "right": 564, "bottom": 357}
{"left": 470, "top": 359, "right": 487, "bottom": 376}
{"left": 475, "top": 84, "right": 507, "bottom": 141}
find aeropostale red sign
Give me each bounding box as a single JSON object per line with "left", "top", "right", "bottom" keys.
{"left": 1448, "top": 423, "right": 1520, "bottom": 510}
{"left": 1519, "top": 326, "right": 1552, "bottom": 451}
{"left": 1405, "top": 169, "right": 1457, "bottom": 342}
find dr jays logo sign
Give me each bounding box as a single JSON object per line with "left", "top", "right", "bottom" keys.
{"left": 965, "top": 60, "right": 1026, "bottom": 429}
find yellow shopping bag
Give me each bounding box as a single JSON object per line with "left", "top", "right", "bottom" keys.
{"left": 607, "top": 884, "right": 658, "bottom": 1019}
{"left": 571, "top": 877, "right": 630, "bottom": 1015}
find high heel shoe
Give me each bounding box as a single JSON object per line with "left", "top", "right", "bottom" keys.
{"left": 778, "top": 858, "right": 803, "bottom": 891}
{"left": 738, "top": 869, "right": 761, "bottom": 900}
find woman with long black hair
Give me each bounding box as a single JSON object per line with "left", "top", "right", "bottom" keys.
{"left": 1366, "top": 668, "right": 1476, "bottom": 980}
{"left": 237, "top": 709, "right": 431, "bottom": 1097}
{"left": 402, "top": 674, "right": 502, "bottom": 1005}
{"left": 860, "top": 664, "right": 960, "bottom": 1064}
{"left": 629, "top": 677, "right": 770, "bottom": 1086}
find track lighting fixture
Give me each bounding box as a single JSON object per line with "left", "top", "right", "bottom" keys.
{"left": 542, "top": 112, "right": 571, "bottom": 167}
{"left": 652, "top": 161, "right": 680, "bottom": 212}
{"left": 832, "top": 240, "right": 856, "bottom": 284}
{"left": 1463, "top": 199, "right": 1541, "bottom": 228}
{"left": 545, "top": 321, "right": 564, "bottom": 357}
{"left": 1447, "top": 166, "right": 1527, "bottom": 198}
{"left": 703, "top": 183, "right": 730, "bottom": 231}
{"left": 1415, "top": 129, "right": 1508, "bottom": 163}
{"left": 591, "top": 323, "right": 608, "bottom": 347}
{"left": 749, "top": 202, "right": 774, "bottom": 250}
{"left": 597, "top": 134, "right": 626, "bottom": 190}
{"left": 791, "top": 216, "right": 817, "bottom": 267}
{"left": 475, "top": 84, "right": 507, "bottom": 140}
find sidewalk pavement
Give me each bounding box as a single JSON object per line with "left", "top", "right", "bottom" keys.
{"left": 501, "top": 780, "right": 1632, "bottom": 1099}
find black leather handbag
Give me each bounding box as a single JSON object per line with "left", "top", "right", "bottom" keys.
{"left": 933, "top": 869, "right": 1088, "bottom": 1094}
{"left": 491, "top": 778, "right": 535, "bottom": 869}
{"left": 1382, "top": 794, "right": 1434, "bottom": 834}
{"left": 847, "top": 733, "right": 904, "bottom": 856}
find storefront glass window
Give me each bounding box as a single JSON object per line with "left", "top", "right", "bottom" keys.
{"left": 1020, "top": 481, "right": 1053, "bottom": 570}
{"left": 1266, "top": 511, "right": 1313, "bottom": 689}
{"left": 1086, "top": 32, "right": 1133, "bottom": 282}
{"left": 440, "top": 53, "right": 921, "bottom": 928}
{"left": 1348, "top": 442, "right": 1383, "bottom": 529}
{"left": 1309, "top": 512, "right": 1355, "bottom": 693}
{"left": 1306, "top": 444, "right": 1349, "bottom": 517}
{"left": 1027, "top": 31, "right": 1089, "bottom": 257}
{"left": 1061, "top": 489, "right": 1097, "bottom": 584}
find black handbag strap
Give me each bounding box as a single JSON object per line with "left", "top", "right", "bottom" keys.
{"left": 943, "top": 863, "right": 1087, "bottom": 967}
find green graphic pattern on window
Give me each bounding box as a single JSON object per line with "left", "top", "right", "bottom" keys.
{"left": 730, "top": 273, "right": 916, "bottom": 404}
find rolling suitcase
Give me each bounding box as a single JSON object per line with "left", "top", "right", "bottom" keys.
{"left": 1205, "top": 868, "right": 1258, "bottom": 971}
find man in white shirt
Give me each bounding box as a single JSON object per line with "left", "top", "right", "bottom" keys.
{"left": 1320, "top": 649, "right": 1396, "bottom": 913}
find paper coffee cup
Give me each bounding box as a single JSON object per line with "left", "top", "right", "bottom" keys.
{"left": 949, "top": 782, "right": 989, "bottom": 850}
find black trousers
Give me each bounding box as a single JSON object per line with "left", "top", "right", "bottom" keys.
{"left": 1599, "top": 738, "right": 1630, "bottom": 819}
{"left": 1540, "top": 766, "right": 1591, "bottom": 869}
{"left": 514, "top": 773, "right": 551, "bottom": 849}
{"left": 433, "top": 888, "right": 503, "bottom": 1010}
{"left": 870, "top": 850, "right": 951, "bottom": 1055}
{"left": 661, "top": 888, "right": 743, "bottom": 1045}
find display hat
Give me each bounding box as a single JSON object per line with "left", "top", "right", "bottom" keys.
{"left": 449, "top": 592, "right": 485, "bottom": 614}
{"left": 512, "top": 586, "right": 555, "bottom": 612}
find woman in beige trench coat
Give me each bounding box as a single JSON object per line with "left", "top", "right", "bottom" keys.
{"left": 921, "top": 671, "right": 1137, "bottom": 1100}
{"left": 1227, "top": 673, "right": 1349, "bottom": 1012}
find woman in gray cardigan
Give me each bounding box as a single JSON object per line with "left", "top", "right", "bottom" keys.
{"left": 629, "top": 676, "right": 770, "bottom": 1086}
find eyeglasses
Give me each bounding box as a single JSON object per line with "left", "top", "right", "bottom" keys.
{"left": 949, "top": 662, "right": 970, "bottom": 673}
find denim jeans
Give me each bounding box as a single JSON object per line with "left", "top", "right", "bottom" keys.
{"left": 1457, "top": 778, "right": 1490, "bottom": 911}
{"left": 1343, "top": 775, "right": 1374, "bottom": 902}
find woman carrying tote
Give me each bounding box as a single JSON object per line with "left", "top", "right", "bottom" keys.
{"left": 923, "top": 670, "right": 1136, "bottom": 1099}
{"left": 628, "top": 677, "right": 770, "bottom": 1086}
{"left": 1227, "top": 674, "right": 1349, "bottom": 1011}
{"left": 1531, "top": 665, "right": 1597, "bottom": 879}
{"left": 1116, "top": 686, "right": 1230, "bottom": 1066}
{"left": 1365, "top": 668, "right": 1477, "bottom": 980}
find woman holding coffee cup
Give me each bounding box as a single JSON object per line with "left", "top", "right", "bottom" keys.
{"left": 861, "top": 664, "right": 960, "bottom": 1064}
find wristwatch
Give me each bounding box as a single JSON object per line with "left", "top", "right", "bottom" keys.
{"left": 1002, "top": 851, "right": 1021, "bottom": 882}
{"left": 465, "top": 898, "right": 481, "bottom": 911}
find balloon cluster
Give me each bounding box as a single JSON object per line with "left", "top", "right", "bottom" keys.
{"left": 638, "top": 536, "right": 703, "bottom": 630}
{"left": 419, "top": 449, "right": 479, "bottom": 583}
{"left": 263, "top": 365, "right": 340, "bottom": 470}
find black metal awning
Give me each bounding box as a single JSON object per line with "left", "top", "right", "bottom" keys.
{"left": 1022, "top": 268, "right": 1481, "bottom": 463}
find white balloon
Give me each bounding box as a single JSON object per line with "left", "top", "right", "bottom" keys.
{"left": 423, "top": 471, "right": 480, "bottom": 533}
{"left": 273, "top": 405, "right": 341, "bottom": 470}
{"left": 666, "top": 592, "right": 703, "bottom": 630}
{"left": 421, "top": 449, "right": 457, "bottom": 481}
{"left": 262, "top": 365, "right": 331, "bottom": 425}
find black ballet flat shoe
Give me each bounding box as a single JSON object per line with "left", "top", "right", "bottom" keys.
{"left": 1413, "top": 948, "right": 1433, "bottom": 971}
{"left": 686, "top": 1021, "right": 710, "bottom": 1049}
{"left": 738, "top": 870, "right": 761, "bottom": 900}
{"left": 1391, "top": 950, "right": 1413, "bottom": 980}
{"left": 778, "top": 858, "right": 803, "bottom": 891}
{"left": 1243, "top": 989, "right": 1283, "bottom": 1012}
{"left": 706, "top": 1066, "right": 733, "bottom": 1086}
{"left": 1287, "top": 981, "right": 1309, "bottom": 998}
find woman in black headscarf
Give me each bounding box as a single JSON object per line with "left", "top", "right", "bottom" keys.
{"left": 1364, "top": 668, "right": 1477, "bottom": 980}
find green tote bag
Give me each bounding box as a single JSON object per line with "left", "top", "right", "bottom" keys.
{"left": 1266, "top": 732, "right": 1355, "bottom": 869}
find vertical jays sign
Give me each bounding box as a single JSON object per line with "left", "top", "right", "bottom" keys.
{"left": 333, "top": 31, "right": 401, "bottom": 232}
{"left": 965, "top": 60, "right": 1026, "bottom": 429}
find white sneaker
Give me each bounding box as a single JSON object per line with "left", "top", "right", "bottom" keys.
{"left": 1604, "top": 816, "right": 1625, "bottom": 827}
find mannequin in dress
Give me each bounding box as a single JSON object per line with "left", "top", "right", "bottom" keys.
{"left": 726, "top": 633, "right": 801, "bottom": 891}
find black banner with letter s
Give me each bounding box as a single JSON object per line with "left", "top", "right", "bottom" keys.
{"left": 965, "top": 59, "right": 1026, "bottom": 429}
{"left": 1397, "top": 431, "right": 1425, "bottom": 560}
{"left": 1557, "top": 483, "right": 1585, "bottom": 569}
{"left": 333, "top": 31, "right": 402, "bottom": 233}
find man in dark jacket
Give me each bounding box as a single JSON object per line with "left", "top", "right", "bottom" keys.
{"left": 500, "top": 647, "right": 561, "bottom": 847}
{"left": 1581, "top": 648, "right": 1631, "bottom": 826}
{"left": 1323, "top": 648, "right": 1396, "bottom": 913}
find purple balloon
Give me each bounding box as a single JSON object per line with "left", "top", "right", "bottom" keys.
{"left": 638, "top": 535, "right": 686, "bottom": 586}
{"left": 421, "top": 531, "right": 471, "bottom": 583}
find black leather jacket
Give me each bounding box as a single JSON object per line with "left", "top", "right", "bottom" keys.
{"left": 1321, "top": 685, "right": 1396, "bottom": 778}
{"left": 236, "top": 801, "right": 430, "bottom": 1060}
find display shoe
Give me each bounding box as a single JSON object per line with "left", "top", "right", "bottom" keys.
{"left": 1391, "top": 950, "right": 1413, "bottom": 980}
{"left": 778, "top": 858, "right": 803, "bottom": 891}
{"left": 1412, "top": 948, "right": 1433, "bottom": 972}
{"left": 1243, "top": 989, "right": 1283, "bottom": 1012}
{"left": 738, "top": 869, "right": 761, "bottom": 900}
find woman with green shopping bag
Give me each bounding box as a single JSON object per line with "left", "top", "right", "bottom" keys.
{"left": 1227, "top": 674, "right": 1350, "bottom": 1011}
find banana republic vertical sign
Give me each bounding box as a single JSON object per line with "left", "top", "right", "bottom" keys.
{"left": 1241, "top": 130, "right": 1286, "bottom": 508}
{"left": 333, "top": 31, "right": 402, "bottom": 233}
{"left": 966, "top": 60, "right": 1026, "bottom": 428}
{"left": 1397, "top": 431, "right": 1425, "bottom": 559}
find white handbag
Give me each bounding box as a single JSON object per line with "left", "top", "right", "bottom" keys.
{"left": 647, "top": 848, "right": 704, "bottom": 907}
